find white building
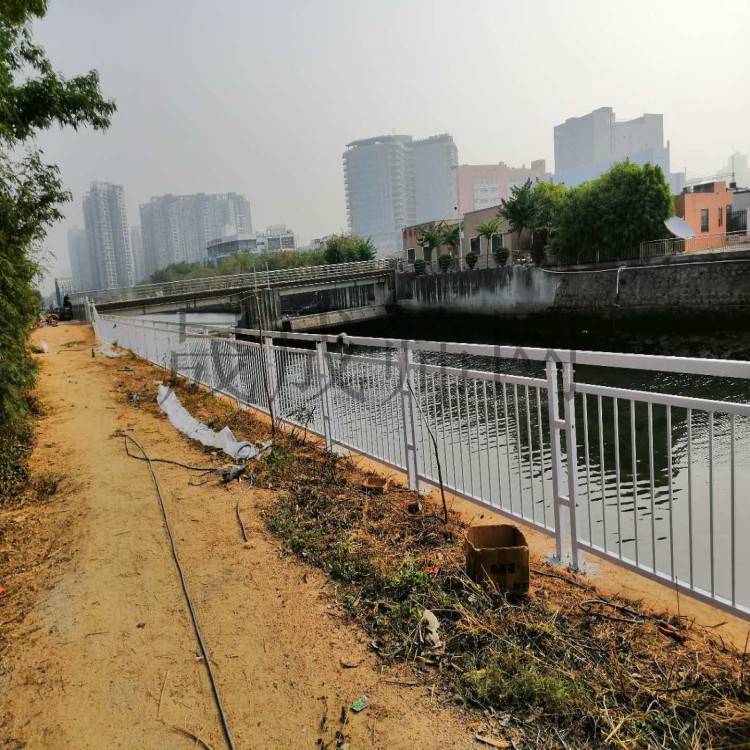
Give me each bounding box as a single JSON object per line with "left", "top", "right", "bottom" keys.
{"left": 554, "top": 107, "right": 684, "bottom": 194}
{"left": 343, "top": 133, "right": 458, "bottom": 256}
{"left": 82, "top": 182, "right": 135, "bottom": 290}
{"left": 261, "top": 224, "right": 296, "bottom": 252}
{"left": 139, "top": 192, "right": 252, "bottom": 274}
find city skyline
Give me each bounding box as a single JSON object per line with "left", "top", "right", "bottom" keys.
{"left": 36, "top": 0, "right": 750, "bottom": 291}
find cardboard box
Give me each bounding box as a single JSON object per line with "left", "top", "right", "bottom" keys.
{"left": 464, "top": 524, "right": 529, "bottom": 595}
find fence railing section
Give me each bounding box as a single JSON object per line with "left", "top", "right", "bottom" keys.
{"left": 91, "top": 308, "right": 750, "bottom": 619}
{"left": 74, "top": 258, "right": 393, "bottom": 305}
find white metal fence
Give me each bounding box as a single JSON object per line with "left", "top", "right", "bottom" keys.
{"left": 91, "top": 308, "right": 750, "bottom": 619}
{"left": 72, "top": 258, "right": 392, "bottom": 306}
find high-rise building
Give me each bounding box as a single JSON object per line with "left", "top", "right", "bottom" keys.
{"left": 82, "top": 182, "right": 134, "bottom": 290}
{"left": 139, "top": 192, "right": 252, "bottom": 274}
{"left": 554, "top": 107, "right": 684, "bottom": 193}
{"left": 409, "top": 134, "right": 459, "bottom": 225}
{"left": 130, "top": 226, "right": 146, "bottom": 283}
{"left": 67, "top": 226, "right": 95, "bottom": 291}
{"left": 458, "top": 160, "right": 551, "bottom": 213}
{"left": 343, "top": 133, "right": 458, "bottom": 256}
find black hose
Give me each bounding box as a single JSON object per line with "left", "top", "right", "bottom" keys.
{"left": 123, "top": 440, "right": 216, "bottom": 473}
{"left": 123, "top": 434, "right": 236, "bottom": 750}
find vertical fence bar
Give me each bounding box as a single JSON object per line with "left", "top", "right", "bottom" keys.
{"left": 730, "top": 414, "right": 736, "bottom": 607}
{"left": 562, "top": 363, "right": 580, "bottom": 569}
{"left": 545, "top": 361, "right": 564, "bottom": 560}
{"left": 708, "top": 411, "right": 715, "bottom": 598}
{"left": 263, "top": 336, "right": 278, "bottom": 424}
{"left": 399, "top": 342, "right": 418, "bottom": 490}
{"left": 315, "top": 341, "right": 333, "bottom": 451}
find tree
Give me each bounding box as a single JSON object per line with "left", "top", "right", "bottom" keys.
{"left": 499, "top": 179, "right": 536, "bottom": 256}
{"left": 437, "top": 253, "right": 452, "bottom": 273}
{"left": 475, "top": 218, "right": 500, "bottom": 268}
{"left": 442, "top": 223, "right": 460, "bottom": 257}
{"left": 417, "top": 224, "right": 445, "bottom": 264}
{"left": 529, "top": 181, "right": 567, "bottom": 265}
{"left": 552, "top": 162, "right": 672, "bottom": 263}
{"left": 323, "top": 234, "right": 376, "bottom": 264}
{"left": 0, "top": 1, "right": 115, "bottom": 428}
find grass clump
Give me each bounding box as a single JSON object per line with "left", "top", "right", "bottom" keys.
{"left": 258, "top": 448, "right": 750, "bottom": 749}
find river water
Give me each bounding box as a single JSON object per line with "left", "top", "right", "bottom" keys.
{"left": 140, "top": 309, "right": 750, "bottom": 611}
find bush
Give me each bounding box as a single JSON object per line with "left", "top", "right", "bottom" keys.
{"left": 437, "top": 253, "right": 452, "bottom": 273}
{"left": 493, "top": 246, "right": 510, "bottom": 267}
{"left": 413, "top": 258, "right": 426, "bottom": 275}
{"left": 465, "top": 251, "right": 479, "bottom": 269}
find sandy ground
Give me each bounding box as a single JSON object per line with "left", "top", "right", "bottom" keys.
{"left": 1, "top": 323, "right": 476, "bottom": 749}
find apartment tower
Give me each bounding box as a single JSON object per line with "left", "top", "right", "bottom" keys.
{"left": 82, "top": 182, "right": 135, "bottom": 290}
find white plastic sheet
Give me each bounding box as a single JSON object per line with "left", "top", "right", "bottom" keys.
{"left": 156, "top": 384, "right": 258, "bottom": 462}
{"left": 97, "top": 342, "right": 128, "bottom": 358}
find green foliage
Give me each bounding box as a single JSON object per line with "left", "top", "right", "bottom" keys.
{"left": 322, "top": 234, "right": 376, "bottom": 264}
{"left": 441, "top": 223, "right": 460, "bottom": 253}
{"left": 462, "top": 650, "right": 583, "bottom": 714}
{"left": 492, "top": 245, "right": 509, "bottom": 267}
{"left": 0, "top": 1, "right": 114, "bottom": 437}
{"left": 498, "top": 165, "right": 672, "bottom": 264}
{"left": 437, "top": 253, "right": 452, "bottom": 272}
{"left": 475, "top": 218, "right": 500, "bottom": 245}
{"left": 465, "top": 250, "right": 478, "bottom": 269}
{"left": 552, "top": 162, "right": 672, "bottom": 263}
{"left": 0, "top": 3, "right": 115, "bottom": 144}
{"left": 150, "top": 249, "right": 328, "bottom": 283}
{"left": 499, "top": 179, "right": 536, "bottom": 239}
{"left": 413, "top": 257, "right": 426, "bottom": 275}
{"left": 416, "top": 224, "right": 444, "bottom": 253}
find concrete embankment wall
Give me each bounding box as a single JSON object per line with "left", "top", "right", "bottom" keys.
{"left": 395, "top": 250, "right": 750, "bottom": 319}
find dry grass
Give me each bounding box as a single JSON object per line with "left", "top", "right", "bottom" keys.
{"left": 113, "top": 355, "right": 750, "bottom": 749}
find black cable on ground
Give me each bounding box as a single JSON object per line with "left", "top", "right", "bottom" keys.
{"left": 123, "top": 440, "right": 217, "bottom": 473}
{"left": 123, "top": 434, "right": 236, "bottom": 750}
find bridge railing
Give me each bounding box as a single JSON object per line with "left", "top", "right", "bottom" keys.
{"left": 91, "top": 307, "right": 750, "bottom": 620}
{"left": 74, "top": 258, "right": 394, "bottom": 305}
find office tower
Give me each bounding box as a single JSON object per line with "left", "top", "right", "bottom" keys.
{"left": 82, "top": 182, "right": 135, "bottom": 289}
{"left": 343, "top": 133, "right": 458, "bottom": 256}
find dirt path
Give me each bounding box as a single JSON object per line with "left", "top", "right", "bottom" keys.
{"left": 1, "top": 324, "right": 474, "bottom": 749}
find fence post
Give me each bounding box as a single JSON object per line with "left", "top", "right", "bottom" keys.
{"left": 398, "top": 341, "right": 418, "bottom": 490}
{"left": 263, "top": 335, "right": 279, "bottom": 420}
{"left": 545, "top": 360, "right": 565, "bottom": 562}
{"left": 315, "top": 340, "right": 333, "bottom": 451}
{"left": 561, "top": 362, "right": 581, "bottom": 570}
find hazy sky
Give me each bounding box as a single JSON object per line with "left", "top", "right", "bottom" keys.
{"left": 34, "top": 0, "right": 750, "bottom": 292}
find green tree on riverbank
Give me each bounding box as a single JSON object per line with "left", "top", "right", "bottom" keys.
{"left": 497, "top": 163, "right": 672, "bottom": 265}
{"left": 149, "top": 235, "right": 376, "bottom": 284}
{"left": 0, "top": 1, "right": 114, "bottom": 459}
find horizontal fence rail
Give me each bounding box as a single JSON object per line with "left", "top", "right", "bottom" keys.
{"left": 90, "top": 306, "right": 750, "bottom": 619}
{"left": 73, "top": 258, "right": 393, "bottom": 305}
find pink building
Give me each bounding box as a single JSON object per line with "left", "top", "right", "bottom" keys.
{"left": 458, "top": 160, "right": 549, "bottom": 214}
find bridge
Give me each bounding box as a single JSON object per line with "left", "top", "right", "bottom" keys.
{"left": 73, "top": 259, "right": 396, "bottom": 329}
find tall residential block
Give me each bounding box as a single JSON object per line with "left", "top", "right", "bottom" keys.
{"left": 130, "top": 226, "right": 145, "bottom": 283}
{"left": 457, "top": 160, "right": 550, "bottom": 214}
{"left": 139, "top": 192, "right": 252, "bottom": 275}
{"left": 343, "top": 133, "right": 458, "bottom": 256}
{"left": 82, "top": 182, "right": 134, "bottom": 290}
{"left": 553, "top": 107, "right": 683, "bottom": 193}
{"left": 67, "top": 226, "right": 95, "bottom": 292}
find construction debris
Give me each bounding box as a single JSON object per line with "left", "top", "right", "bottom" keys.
{"left": 156, "top": 384, "right": 262, "bottom": 463}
